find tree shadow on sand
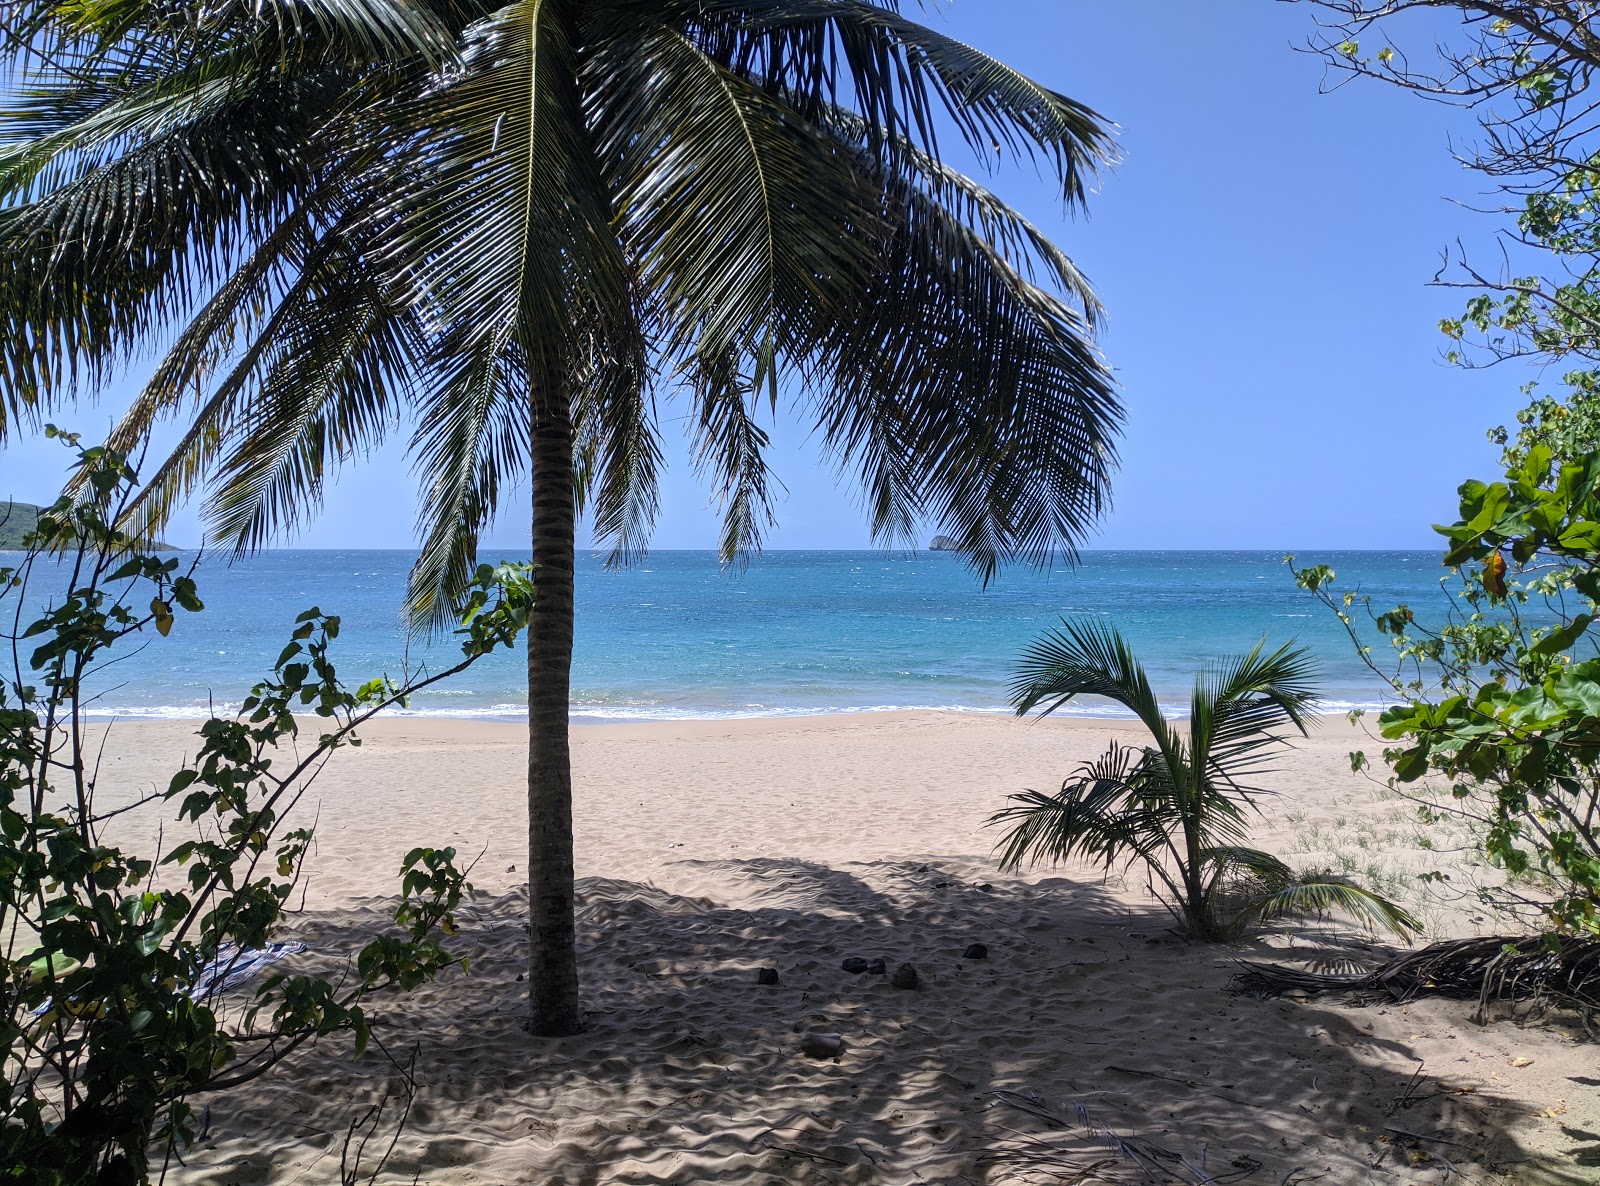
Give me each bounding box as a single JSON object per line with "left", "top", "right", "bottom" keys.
{"left": 172, "top": 857, "right": 1584, "bottom": 1185}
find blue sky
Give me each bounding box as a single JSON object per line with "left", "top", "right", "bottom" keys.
{"left": 1, "top": 1, "right": 1523, "bottom": 551}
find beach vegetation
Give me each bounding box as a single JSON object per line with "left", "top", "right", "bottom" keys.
{"left": 990, "top": 619, "right": 1419, "bottom": 942}
{"left": 0, "top": 0, "right": 1123, "bottom": 1036}
{"left": 0, "top": 437, "right": 534, "bottom": 1184}
{"left": 1302, "top": 3, "right": 1600, "bottom": 383}
{"left": 1292, "top": 401, "right": 1600, "bottom": 936}
{"left": 1289, "top": 2, "right": 1600, "bottom": 939}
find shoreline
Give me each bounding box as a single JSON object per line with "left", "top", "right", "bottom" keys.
{"left": 74, "top": 697, "right": 1396, "bottom": 726}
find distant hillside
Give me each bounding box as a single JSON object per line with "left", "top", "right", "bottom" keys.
{"left": 0, "top": 501, "right": 178, "bottom": 551}
{"left": 0, "top": 501, "right": 40, "bottom": 550}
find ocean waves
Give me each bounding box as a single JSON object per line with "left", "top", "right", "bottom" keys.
{"left": 44, "top": 549, "right": 1428, "bottom": 725}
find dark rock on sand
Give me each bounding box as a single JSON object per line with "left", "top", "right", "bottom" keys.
{"left": 841, "top": 957, "right": 869, "bottom": 974}
{"left": 756, "top": 967, "right": 780, "bottom": 985}
{"left": 866, "top": 958, "right": 886, "bottom": 975}
{"left": 963, "top": 943, "right": 988, "bottom": 960}
{"left": 891, "top": 962, "right": 918, "bottom": 990}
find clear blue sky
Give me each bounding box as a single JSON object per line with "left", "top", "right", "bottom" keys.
{"left": 0, "top": 1, "right": 1521, "bottom": 552}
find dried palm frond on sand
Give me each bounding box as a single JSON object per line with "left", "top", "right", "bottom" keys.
{"left": 1231, "top": 936, "right": 1600, "bottom": 1020}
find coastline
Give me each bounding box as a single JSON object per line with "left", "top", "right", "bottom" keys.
{"left": 23, "top": 548, "right": 1427, "bottom": 723}
{"left": 76, "top": 695, "right": 1396, "bottom": 725}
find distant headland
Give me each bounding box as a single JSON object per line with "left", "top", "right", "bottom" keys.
{"left": 927, "top": 535, "right": 958, "bottom": 551}
{"left": 1, "top": 501, "right": 177, "bottom": 551}
{"left": 0, "top": 502, "right": 42, "bottom": 550}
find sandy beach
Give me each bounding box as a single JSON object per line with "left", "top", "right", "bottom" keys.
{"left": 92, "top": 711, "right": 1595, "bottom": 1185}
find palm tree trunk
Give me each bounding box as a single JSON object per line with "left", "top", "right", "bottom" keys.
{"left": 527, "top": 378, "right": 580, "bottom": 1037}
{"left": 1179, "top": 778, "right": 1213, "bottom": 939}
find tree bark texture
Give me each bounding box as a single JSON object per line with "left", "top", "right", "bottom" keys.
{"left": 527, "top": 378, "right": 580, "bottom": 1037}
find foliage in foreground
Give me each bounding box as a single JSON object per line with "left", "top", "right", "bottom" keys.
{"left": 1306, "top": 3, "right": 1600, "bottom": 385}
{"left": 989, "top": 619, "right": 1418, "bottom": 943}
{"left": 0, "top": 437, "right": 533, "bottom": 1184}
{"left": 1292, "top": 398, "right": 1600, "bottom": 936}
{"left": 1288, "top": 4, "right": 1600, "bottom": 941}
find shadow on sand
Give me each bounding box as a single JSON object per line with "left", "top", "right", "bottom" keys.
{"left": 173, "top": 857, "right": 1585, "bottom": 1185}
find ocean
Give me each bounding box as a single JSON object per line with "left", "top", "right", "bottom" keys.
{"left": 4, "top": 549, "right": 1448, "bottom": 722}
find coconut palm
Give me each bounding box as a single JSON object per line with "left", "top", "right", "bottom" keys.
{"left": 991, "top": 620, "right": 1417, "bottom": 941}
{"left": 1, "top": 0, "right": 1123, "bottom": 1034}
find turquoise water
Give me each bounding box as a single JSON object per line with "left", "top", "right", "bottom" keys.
{"left": 5, "top": 549, "right": 1447, "bottom": 721}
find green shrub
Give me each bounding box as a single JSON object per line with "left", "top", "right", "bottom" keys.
{"left": 0, "top": 433, "right": 533, "bottom": 1184}
{"left": 1291, "top": 393, "right": 1600, "bottom": 936}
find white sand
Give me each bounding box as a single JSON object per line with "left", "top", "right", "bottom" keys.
{"left": 92, "top": 712, "right": 1594, "bottom": 1184}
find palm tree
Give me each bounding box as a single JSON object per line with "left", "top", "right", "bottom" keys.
{"left": 1, "top": 1, "right": 1123, "bottom": 1035}
{"left": 992, "top": 620, "right": 1417, "bottom": 941}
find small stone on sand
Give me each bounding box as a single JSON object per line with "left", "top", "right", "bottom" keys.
{"left": 756, "top": 967, "right": 779, "bottom": 985}
{"left": 866, "top": 958, "right": 886, "bottom": 975}
{"left": 841, "top": 957, "right": 869, "bottom": 973}
{"left": 962, "top": 944, "right": 988, "bottom": 960}
{"left": 891, "top": 962, "right": 918, "bottom": 989}
{"left": 800, "top": 1032, "right": 844, "bottom": 1060}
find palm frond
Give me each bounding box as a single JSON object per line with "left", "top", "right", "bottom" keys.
{"left": 405, "top": 335, "right": 528, "bottom": 631}
{"left": 202, "top": 250, "right": 418, "bottom": 552}
{"left": 1008, "top": 618, "right": 1170, "bottom": 739}
{"left": 0, "top": 63, "right": 338, "bottom": 431}
{"left": 656, "top": 0, "right": 1117, "bottom": 202}
{"left": 1203, "top": 845, "right": 1295, "bottom": 883}
{"left": 1191, "top": 638, "right": 1320, "bottom": 789}
{"left": 95, "top": 199, "right": 413, "bottom": 550}
{"left": 591, "top": 8, "right": 1117, "bottom": 581}
{"left": 384, "top": 0, "right": 626, "bottom": 369}
{"left": 1236, "top": 876, "right": 1419, "bottom": 943}
{"left": 72, "top": 209, "right": 329, "bottom": 538}
{"left": 579, "top": 335, "right": 662, "bottom": 568}
{"left": 243, "top": 0, "right": 460, "bottom": 65}
{"left": 800, "top": 135, "right": 1118, "bottom": 577}
{"left": 590, "top": 14, "right": 884, "bottom": 362}
{"left": 686, "top": 349, "right": 779, "bottom": 565}
{"left": 5, "top": 0, "right": 456, "bottom": 81}
{"left": 989, "top": 741, "right": 1187, "bottom": 902}
{"left": 384, "top": 0, "right": 640, "bottom": 616}
{"left": 882, "top": 141, "right": 1103, "bottom": 328}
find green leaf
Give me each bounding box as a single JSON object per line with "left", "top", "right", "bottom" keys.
{"left": 1558, "top": 522, "right": 1600, "bottom": 551}
{"left": 1531, "top": 613, "right": 1594, "bottom": 656}
{"left": 1392, "top": 746, "right": 1431, "bottom": 782}
{"left": 1549, "top": 668, "right": 1600, "bottom": 718}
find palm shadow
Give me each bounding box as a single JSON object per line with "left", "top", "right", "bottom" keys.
{"left": 173, "top": 857, "right": 1579, "bottom": 1184}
